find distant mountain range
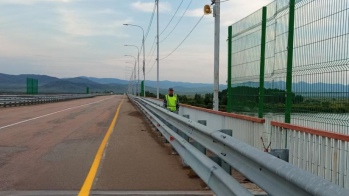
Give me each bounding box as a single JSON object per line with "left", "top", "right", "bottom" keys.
{"left": 0, "top": 73, "right": 127, "bottom": 94}
{"left": 82, "top": 76, "right": 227, "bottom": 92}
{"left": 1, "top": 73, "right": 348, "bottom": 96}
{"left": 0, "top": 73, "right": 225, "bottom": 95}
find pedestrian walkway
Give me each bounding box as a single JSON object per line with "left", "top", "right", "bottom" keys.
{"left": 94, "top": 98, "right": 209, "bottom": 192}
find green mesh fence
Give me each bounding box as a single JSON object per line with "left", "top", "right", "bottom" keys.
{"left": 230, "top": 7, "right": 263, "bottom": 115}
{"left": 228, "top": 0, "right": 349, "bottom": 131}
{"left": 291, "top": 0, "right": 349, "bottom": 127}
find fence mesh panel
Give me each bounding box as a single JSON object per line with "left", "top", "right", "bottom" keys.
{"left": 229, "top": 0, "right": 349, "bottom": 131}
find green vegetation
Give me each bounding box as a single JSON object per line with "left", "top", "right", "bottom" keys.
{"left": 146, "top": 86, "right": 349, "bottom": 114}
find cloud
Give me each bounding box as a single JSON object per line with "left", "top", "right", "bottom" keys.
{"left": 57, "top": 9, "right": 131, "bottom": 37}
{"left": 0, "top": 34, "right": 40, "bottom": 58}
{"left": 186, "top": 8, "right": 203, "bottom": 17}
{"left": 0, "top": 31, "right": 89, "bottom": 59}
{"left": 0, "top": 0, "right": 74, "bottom": 5}
{"left": 131, "top": 1, "right": 171, "bottom": 13}
{"left": 221, "top": 0, "right": 274, "bottom": 26}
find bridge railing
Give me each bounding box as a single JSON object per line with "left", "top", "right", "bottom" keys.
{"left": 131, "top": 95, "right": 349, "bottom": 196}
{"left": 145, "top": 97, "right": 267, "bottom": 150}
{"left": 145, "top": 97, "right": 349, "bottom": 189}
{"left": 271, "top": 121, "right": 349, "bottom": 189}
{"left": 0, "top": 94, "right": 95, "bottom": 107}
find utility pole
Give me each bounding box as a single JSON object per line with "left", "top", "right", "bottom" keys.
{"left": 156, "top": 0, "right": 160, "bottom": 99}
{"left": 138, "top": 52, "right": 140, "bottom": 96}
{"left": 213, "top": 0, "right": 220, "bottom": 111}
{"left": 123, "top": 24, "right": 145, "bottom": 97}
{"left": 135, "top": 60, "right": 137, "bottom": 95}
{"left": 143, "top": 33, "right": 145, "bottom": 97}
{"left": 124, "top": 45, "right": 140, "bottom": 96}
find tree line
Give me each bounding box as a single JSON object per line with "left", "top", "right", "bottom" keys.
{"left": 145, "top": 86, "right": 349, "bottom": 113}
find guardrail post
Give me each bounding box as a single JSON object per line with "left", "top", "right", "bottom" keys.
{"left": 207, "top": 129, "right": 233, "bottom": 174}
{"left": 180, "top": 115, "right": 190, "bottom": 141}
{"left": 219, "top": 129, "right": 232, "bottom": 174}
{"left": 268, "top": 149, "right": 289, "bottom": 162}
{"left": 181, "top": 115, "right": 191, "bottom": 167}
{"left": 192, "top": 120, "right": 207, "bottom": 155}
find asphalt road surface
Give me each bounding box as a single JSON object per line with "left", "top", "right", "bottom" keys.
{"left": 0, "top": 95, "right": 209, "bottom": 195}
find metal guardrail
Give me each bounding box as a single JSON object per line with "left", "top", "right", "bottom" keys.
{"left": 130, "top": 95, "right": 349, "bottom": 196}
{"left": 143, "top": 97, "right": 267, "bottom": 149}
{"left": 131, "top": 96, "right": 252, "bottom": 196}
{"left": 0, "top": 94, "right": 95, "bottom": 107}
{"left": 145, "top": 97, "right": 349, "bottom": 188}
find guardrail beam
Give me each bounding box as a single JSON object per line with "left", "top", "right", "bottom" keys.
{"left": 131, "top": 96, "right": 349, "bottom": 196}
{"left": 133, "top": 97, "right": 253, "bottom": 196}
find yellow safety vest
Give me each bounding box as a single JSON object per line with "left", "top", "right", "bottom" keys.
{"left": 165, "top": 94, "right": 177, "bottom": 111}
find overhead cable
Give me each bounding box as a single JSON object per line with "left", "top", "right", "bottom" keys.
{"left": 145, "top": 37, "right": 156, "bottom": 61}
{"left": 160, "top": 0, "right": 192, "bottom": 43}
{"left": 160, "top": 14, "right": 205, "bottom": 60}
{"left": 146, "top": 44, "right": 157, "bottom": 65}
{"left": 144, "top": 1, "right": 157, "bottom": 41}
{"left": 159, "top": 0, "right": 184, "bottom": 36}
{"left": 146, "top": 59, "right": 157, "bottom": 74}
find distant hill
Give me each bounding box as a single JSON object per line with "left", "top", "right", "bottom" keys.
{"left": 40, "top": 79, "right": 127, "bottom": 94}
{"left": 0, "top": 73, "right": 59, "bottom": 85}
{"left": 82, "top": 77, "right": 227, "bottom": 94}
{"left": 0, "top": 74, "right": 126, "bottom": 94}
{"left": 2, "top": 73, "right": 348, "bottom": 96}
{"left": 143, "top": 80, "right": 227, "bottom": 89}
{"left": 81, "top": 77, "right": 129, "bottom": 85}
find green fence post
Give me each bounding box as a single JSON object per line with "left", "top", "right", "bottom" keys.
{"left": 141, "top": 81, "right": 144, "bottom": 96}
{"left": 227, "top": 25, "right": 233, "bottom": 113}
{"left": 285, "top": 0, "right": 295, "bottom": 124}
{"left": 285, "top": 0, "right": 296, "bottom": 148}
{"left": 258, "top": 6, "right": 267, "bottom": 118}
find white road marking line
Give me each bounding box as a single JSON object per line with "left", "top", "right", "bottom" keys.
{"left": 0, "top": 108, "right": 17, "bottom": 113}
{"left": 0, "top": 97, "right": 114, "bottom": 130}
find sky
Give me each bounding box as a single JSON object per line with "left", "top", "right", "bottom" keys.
{"left": 0, "top": 0, "right": 274, "bottom": 84}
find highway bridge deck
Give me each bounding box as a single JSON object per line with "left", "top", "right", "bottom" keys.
{"left": 0, "top": 95, "right": 210, "bottom": 195}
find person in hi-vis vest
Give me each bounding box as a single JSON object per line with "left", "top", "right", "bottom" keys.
{"left": 163, "top": 88, "right": 179, "bottom": 113}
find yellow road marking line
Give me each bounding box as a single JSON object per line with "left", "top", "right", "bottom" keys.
{"left": 78, "top": 98, "right": 124, "bottom": 196}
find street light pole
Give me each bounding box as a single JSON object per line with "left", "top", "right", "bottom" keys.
{"left": 124, "top": 45, "right": 140, "bottom": 96}
{"left": 125, "top": 63, "right": 135, "bottom": 94}
{"left": 123, "top": 24, "right": 146, "bottom": 97}
{"left": 125, "top": 65, "right": 134, "bottom": 94}
{"left": 125, "top": 68, "right": 134, "bottom": 94}
{"left": 156, "top": 0, "right": 160, "bottom": 99}
{"left": 125, "top": 55, "right": 137, "bottom": 95}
